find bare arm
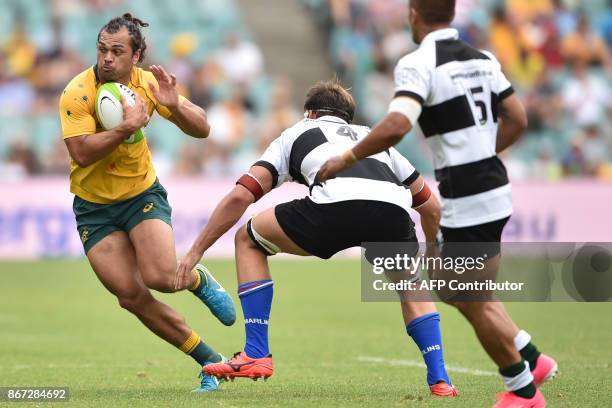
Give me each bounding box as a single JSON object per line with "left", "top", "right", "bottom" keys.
{"left": 64, "top": 95, "right": 149, "bottom": 168}
{"left": 167, "top": 98, "right": 210, "bottom": 139}
{"left": 188, "top": 185, "right": 257, "bottom": 257}
{"left": 352, "top": 112, "right": 413, "bottom": 161}
{"left": 317, "top": 111, "right": 413, "bottom": 182}
{"left": 496, "top": 93, "right": 527, "bottom": 154}
{"left": 409, "top": 176, "right": 441, "bottom": 243}
{"left": 148, "top": 64, "right": 210, "bottom": 139}
{"left": 175, "top": 166, "right": 274, "bottom": 287}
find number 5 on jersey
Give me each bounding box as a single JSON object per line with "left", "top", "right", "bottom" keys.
{"left": 469, "top": 86, "right": 488, "bottom": 126}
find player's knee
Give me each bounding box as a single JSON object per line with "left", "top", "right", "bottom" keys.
{"left": 452, "top": 301, "right": 488, "bottom": 321}
{"left": 117, "top": 290, "right": 151, "bottom": 314}
{"left": 139, "top": 258, "right": 178, "bottom": 293}
{"left": 142, "top": 272, "right": 176, "bottom": 293}
{"left": 235, "top": 225, "right": 253, "bottom": 249}
{"left": 451, "top": 300, "right": 470, "bottom": 312}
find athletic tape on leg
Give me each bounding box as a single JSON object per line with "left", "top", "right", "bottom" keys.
{"left": 246, "top": 218, "right": 281, "bottom": 255}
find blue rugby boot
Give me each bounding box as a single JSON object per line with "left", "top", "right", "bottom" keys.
{"left": 192, "top": 264, "right": 236, "bottom": 326}
{"left": 192, "top": 354, "right": 228, "bottom": 392}
{"left": 192, "top": 371, "right": 221, "bottom": 392}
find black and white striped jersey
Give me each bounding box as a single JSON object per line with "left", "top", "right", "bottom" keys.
{"left": 254, "top": 115, "right": 420, "bottom": 213}
{"left": 394, "top": 28, "right": 514, "bottom": 228}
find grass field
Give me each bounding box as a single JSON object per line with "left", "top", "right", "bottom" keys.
{"left": 1, "top": 259, "right": 611, "bottom": 407}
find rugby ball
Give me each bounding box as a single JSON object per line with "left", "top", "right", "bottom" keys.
{"left": 95, "top": 82, "right": 144, "bottom": 144}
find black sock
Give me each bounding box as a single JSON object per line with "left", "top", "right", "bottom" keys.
{"left": 518, "top": 342, "right": 541, "bottom": 371}
{"left": 500, "top": 361, "right": 536, "bottom": 399}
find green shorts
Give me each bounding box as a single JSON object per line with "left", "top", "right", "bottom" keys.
{"left": 73, "top": 179, "right": 173, "bottom": 254}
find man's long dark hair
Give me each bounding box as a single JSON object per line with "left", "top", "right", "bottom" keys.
{"left": 98, "top": 13, "right": 149, "bottom": 62}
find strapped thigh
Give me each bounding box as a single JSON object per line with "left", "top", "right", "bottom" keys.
{"left": 246, "top": 217, "right": 281, "bottom": 256}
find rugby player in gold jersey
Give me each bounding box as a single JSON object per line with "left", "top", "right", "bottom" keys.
{"left": 59, "top": 13, "right": 235, "bottom": 392}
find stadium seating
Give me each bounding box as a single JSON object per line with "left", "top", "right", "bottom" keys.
{"left": 0, "top": 0, "right": 609, "bottom": 180}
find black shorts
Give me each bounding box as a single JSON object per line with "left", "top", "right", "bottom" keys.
{"left": 440, "top": 217, "right": 510, "bottom": 258}
{"left": 275, "top": 198, "right": 417, "bottom": 259}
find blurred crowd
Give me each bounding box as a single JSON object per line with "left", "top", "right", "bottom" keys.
{"left": 304, "top": 0, "right": 612, "bottom": 180}
{"left": 0, "top": 0, "right": 610, "bottom": 181}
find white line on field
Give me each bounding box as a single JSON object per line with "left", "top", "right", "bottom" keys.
{"left": 3, "top": 358, "right": 499, "bottom": 377}
{"left": 0, "top": 363, "right": 154, "bottom": 370}
{"left": 357, "top": 356, "right": 498, "bottom": 377}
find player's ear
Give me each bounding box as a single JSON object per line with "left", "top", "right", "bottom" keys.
{"left": 408, "top": 0, "right": 420, "bottom": 29}
{"left": 305, "top": 110, "right": 316, "bottom": 119}
{"left": 132, "top": 49, "right": 141, "bottom": 65}
{"left": 408, "top": 6, "right": 418, "bottom": 27}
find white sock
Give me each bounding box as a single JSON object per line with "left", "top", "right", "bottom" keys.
{"left": 501, "top": 361, "right": 534, "bottom": 391}
{"left": 514, "top": 329, "right": 531, "bottom": 351}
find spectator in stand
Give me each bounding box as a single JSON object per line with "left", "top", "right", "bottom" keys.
{"left": 534, "top": 12, "right": 564, "bottom": 69}
{"left": 206, "top": 85, "right": 255, "bottom": 165}
{"left": 257, "top": 77, "right": 300, "bottom": 150}
{"left": 379, "top": 13, "right": 414, "bottom": 64}
{"left": 365, "top": 0, "right": 405, "bottom": 28}
{"left": 562, "top": 63, "right": 611, "bottom": 128}
{"left": 580, "top": 124, "right": 611, "bottom": 176}
{"left": 6, "top": 141, "right": 42, "bottom": 176}
{"left": 603, "top": 1, "right": 612, "bottom": 47}
{"left": 168, "top": 33, "right": 198, "bottom": 90}
{"left": 199, "top": 141, "right": 232, "bottom": 178}
{"left": 552, "top": 0, "right": 577, "bottom": 37}
{"left": 215, "top": 32, "right": 264, "bottom": 84}
{"left": 454, "top": 0, "right": 479, "bottom": 29}
{"left": 4, "top": 19, "right": 37, "bottom": 78}
{"left": 0, "top": 55, "right": 35, "bottom": 116}
{"left": 328, "top": 0, "right": 352, "bottom": 26}
{"left": 362, "top": 43, "right": 394, "bottom": 124}
{"left": 43, "top": 138, "right": 72, "bottom": 175}
{"left": 330, "top": 12, "right": 374, "bottom": 83}
{"left": 490, "top": 7, "right": 523, "bottom": 68}
{"left": 507, "top": 0, "right": 553, "bottom": 23}
{"left": 530, "top": 144, "right": 562, "bottom": 181}
{"left": 459, "top": 21, "right": 489, "bottom": 49}
{"left": 561, "top": 14, "right": 609, "bottom": 67}
{"left": 187, "top": 61, "right": 217, "bottom": 110}
{"left": 30, "top": 18, "right": 85, "bottom": 112}
{"left": 561, "top": 139, "right": 588, "bottom": 177}
{"left": 507, "top": 45, "right": 546, "bottom": 89}
{"left": 524, "top": 70, "right": 563, "bottom": 132}
{"left": 173, "top": 143, "right": 206, "bottom": 176}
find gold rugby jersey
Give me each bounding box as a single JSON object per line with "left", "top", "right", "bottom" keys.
{"left": 59, "top": 65, "right": 185, "bottom": 204}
